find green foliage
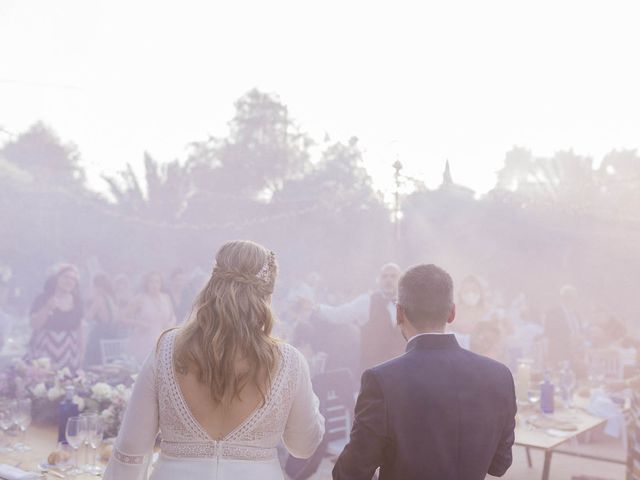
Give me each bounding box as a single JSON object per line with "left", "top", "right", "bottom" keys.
{"left": 2, "top": 92, "right": 640, "bottom": 319}
{"left": 1, "top": 121, "right": 85, "bottom": 189}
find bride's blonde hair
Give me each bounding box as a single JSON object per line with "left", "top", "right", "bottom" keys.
{"left": 173, "top": 240, "right": 279, "bottom": 405}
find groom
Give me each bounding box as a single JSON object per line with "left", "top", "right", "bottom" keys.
{"left": 333, "top": 264, "right": 516, "bottom": 480}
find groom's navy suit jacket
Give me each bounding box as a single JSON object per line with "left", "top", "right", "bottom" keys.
{"left": 333, "top": 334, "right": 516, "bottom": 480}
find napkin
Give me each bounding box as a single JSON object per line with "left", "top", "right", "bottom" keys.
{"left": 0, "top": 464, "right": 40, "bottom": 480}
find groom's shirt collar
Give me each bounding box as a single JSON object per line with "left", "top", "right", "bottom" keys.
{"left": 407, "top": 332, "right": 453, "bottom": 343}
{"left": 406, "top": 332, "right": 459, "bottom": 352}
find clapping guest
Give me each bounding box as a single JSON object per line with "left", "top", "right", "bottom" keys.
{"left": 28, "top": 263, "right": 84, "bottom": 371}
{"left": 317, "top": 263, "right": 404, "bottom": 376}
{"left": 125, "top": 271, "right": 176, "bottom": 364}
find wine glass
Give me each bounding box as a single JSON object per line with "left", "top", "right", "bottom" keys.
{"left": 527, "top": 390, "right": 541, "bottom": 406}
{"left": 559, "top": 364, "right": 577, "bottom": 409}
{"left": 13, "top": 398, "right": 32, "bottom": 451}
{"left": 65, "top": 416, "right": 87, "bottom": 476}
{"left": 80, "top": 413, "right": 99, "bottom": 472}
{"left": 87, "top": 419, "right": 104, "bottom": 475}
{"left": 0, "top": 399, "right": 15, "bottom": 453}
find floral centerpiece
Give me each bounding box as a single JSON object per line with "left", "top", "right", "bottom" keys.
{"left": 0, "top": 357, "right": 135, "bottom": 437}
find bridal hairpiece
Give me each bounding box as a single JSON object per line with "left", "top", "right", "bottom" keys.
{"left": 256, "top": 250, "right": 276, "bottom": 283}
{"left": 211, "top": 250, "right": 276, "bottom": 285}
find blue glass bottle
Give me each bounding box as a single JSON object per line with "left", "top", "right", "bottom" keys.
{"left": 58, "top": 386, "right": 79, "bottom": 444}
{"left": 540, "top": 372, "right": 555, "bottom": 414}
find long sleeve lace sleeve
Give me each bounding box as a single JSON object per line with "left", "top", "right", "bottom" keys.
{"left": 283, "top": 348, "right": 325, "bottom": 458}
{"left": 103, "top": 351, "right": 159, "bottom": 480}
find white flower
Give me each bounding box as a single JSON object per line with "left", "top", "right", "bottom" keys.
{"left": 57, "top": 367, "right": 71, "bottom": 379}
{"left": 47, "top": 385, "right": 65, "bottom": 401}
{"left": 72, "top": 395, "right": 85, "bottom": 412}
{"left": 33, "top": 357, "right": 51, "bottom": 370}
{"left": 91, "top": 383, "right": 114, "bottom": 402}
{"left": 31, "top": 383, "right": 47, "bottom": 398}
{"left": 100, "top": 407, "right": 115, "bottom": 422}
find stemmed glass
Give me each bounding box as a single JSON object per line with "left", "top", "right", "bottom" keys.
{"left": 87, "top": 418, "right": 104, "bottom": 475}
{"left": 0, "top": 399, "right": 15, "bottom": 453}
{"left": 79, "top": 413, "right": 96, "bottom": 469}
{"left": 65, "top": 416, "right": 87, "bottom": 476}
{"left": 12, "top": 398, "right": 32, "bottom": 451}
{"left": 80, "top": 413, "right": 100, "bottom": 472}
{"left": 527, "top": 390, "right": 541, "bottom": 406}
{"left": 558, "top": 361, "right": 577, "bottom": 409}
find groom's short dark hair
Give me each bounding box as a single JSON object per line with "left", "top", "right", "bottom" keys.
{"left": 398, "top": 264, "right": 454, "bottom": 329}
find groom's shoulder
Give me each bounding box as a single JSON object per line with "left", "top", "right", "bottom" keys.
{"left": 370, "top": 348, "right": 512, "bottom": 385}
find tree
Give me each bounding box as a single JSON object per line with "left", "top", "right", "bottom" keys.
{"left": 1, "top": 122, "right": 85, "bottom": 190}
{"left": 187, "top": 89, "right": 313, "bottom": 199}
{"left": 494, "top": 147, "right": 598, "bottom": 208}
{"left": 598, "top": 149, "right": 640, "bottom": 218}
{"left": 270, "top": 137, "right": 392, "bottom": 291}
{"left": 102, "top": 153, "right": 193, "bottom": 222}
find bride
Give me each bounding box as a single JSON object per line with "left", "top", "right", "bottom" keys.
{"left": 104, "top": 240, "right": 325, "bottom": 479}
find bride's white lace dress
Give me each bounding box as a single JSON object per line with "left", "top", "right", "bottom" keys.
{"left": 104, "top": 330, "right": 325, "bottom": 479}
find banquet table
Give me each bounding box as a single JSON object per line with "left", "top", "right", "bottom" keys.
{"left": 515, "top": 398, "right": 628, "bottom": 480}
{"left": 0, "top": 424, "right": 105, "bottom": 479}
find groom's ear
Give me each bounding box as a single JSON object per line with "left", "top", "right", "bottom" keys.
{"left": 396, "top": 303, "right": 405, "bottom": 326}
{"left": 446, "top": 303, "right": 456, "bottom": 325}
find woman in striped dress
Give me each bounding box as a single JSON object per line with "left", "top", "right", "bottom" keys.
{"left": 28, "top": 264, "right": 84, "bottom": 372}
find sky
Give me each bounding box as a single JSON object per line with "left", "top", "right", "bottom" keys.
{"left": 1, "top": 0, "right": 640, "bottom": 197}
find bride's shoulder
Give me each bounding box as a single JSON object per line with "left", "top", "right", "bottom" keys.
{"left": 275, "top": 340, "right": 301, "bottom": 356}
{"left": 274, "top": 341, "right": 308, "bottom": 371}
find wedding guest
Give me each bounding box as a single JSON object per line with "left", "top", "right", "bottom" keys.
{"left": 317, "top": 263, "right": 405, "bottom": 377}
{"left": 544, "top": 285, "right": 585, "bottom": 368}
{"left": 113, "top": 273, "right": 133, "bottom": 315}
{"left": 607, "top": 377, "right": 640, "bottom": 480}
{"left": 28, "top": 264, "right": 84, "bottom": 371}
{"left": 0, "top": 264, "right": 15, "bottom": 351}
{"left": 448, "top": 275, "right": 488, "bottom": 345}
{"left": 125, "top": 271, "right": 176, "bottom": 364}
{"left": 470, "top": 320, "right": 505, "bottom": 361}
{"left": 168, "top": 267, "right": 191, "bottom": 324}
{"left": 84, "top": 274, "right": 123, "bottom": 366}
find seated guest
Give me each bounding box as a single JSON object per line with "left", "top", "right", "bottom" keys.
{"left": 607, "top": 377, "right": 640, "bottom": 480}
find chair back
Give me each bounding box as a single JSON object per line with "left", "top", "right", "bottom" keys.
{"left": 586, "top": 348, "right": 624, "bottom": 380}
{"left": 100, "top": 338, "right": 130, "bottom": 365}
{"left": 312, "top": 368, "right": 356, "bottom": 451}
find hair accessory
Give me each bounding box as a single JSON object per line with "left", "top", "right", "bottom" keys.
{"left": 256, "top": 250, "right": 276, "bottom": 283}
